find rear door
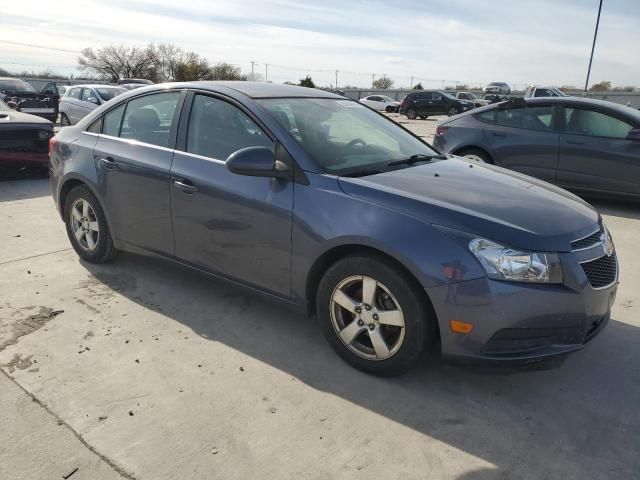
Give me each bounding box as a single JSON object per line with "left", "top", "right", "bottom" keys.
{"left": 430, "top": 92, "right": 448, "bottom": 115}
{"left": 93, "top": 90, "right": 184, "bottom": 254}
{"left": 78, "top": 88, "right": 99, "bottom": 120}
{"left": 484, "top": 104, "right": 560, "bottom": 183}
{"left": 169, "top": 92, "right": 293, "bottom": 297}
{"left": 557, "top": 106, "right": 640, "bottom": 196}
{"left": 65, "top": 87, "right": 83, "bottom": 123}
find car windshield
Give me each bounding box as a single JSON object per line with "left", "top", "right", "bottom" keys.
{"left": 97, "top": 87, "right": 126, "bottom": 101}
{"left": 465, "top": 92, "right": 478, "bottom": 99}
{"left": 441, "top": 92, "right": 457, "bottom": 100}
{"left": 0, "top": 79, "right": 38, "bottom": 94}
{"left": 258, "top": 98, "right": 438, "bottom": 175}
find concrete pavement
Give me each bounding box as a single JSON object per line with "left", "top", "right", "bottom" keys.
{"left": 1, "top": 127, "right": 639, "bottom": 479}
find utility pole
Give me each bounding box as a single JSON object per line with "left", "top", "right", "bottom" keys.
{"left": 265, "top": 64, "right": 269, "bottom": 82}
{"left": 335, "top": 70, "right": 338, "bottom": 89}
{"left": 371, "top": 73, "right": 375, "bottom": 88}
{"left": 251, "top": 61, "right": 255, "bottom": 80}
{"left": 584, "top": 0, "right": 603, "bottom": 93}
{"left": 410, "top": 76, "right": 414, "bottom": 89}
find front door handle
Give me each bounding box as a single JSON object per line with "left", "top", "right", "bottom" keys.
{"left": 491, "top": 132, "right": 507, "bottom": 138}
{"left": 173, "top": 179, "right": 198, "bottom": 194}
{"left": 97, "top": 156, "right": 116, "bottom": 170}
{"left": 566, "top": 140, "right": 584, "bottom": 145}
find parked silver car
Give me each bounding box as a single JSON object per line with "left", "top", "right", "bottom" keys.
{"left": 59, "top": 85, "right": 126, "bottom": 126}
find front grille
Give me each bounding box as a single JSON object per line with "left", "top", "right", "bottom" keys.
{"left": 581, "top": 253, "right": 617, "bottom": 289}
{"left": 571, "top": 226, "right": 603, "bottom": 250}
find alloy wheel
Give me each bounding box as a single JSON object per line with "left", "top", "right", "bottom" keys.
{"left": 448, "top": 107, "right": 458, "bottom": 116}
{"left": 407, "top": 109, "right": 417, "bottom": 119}
{"left": 330, "top": 275, "right": 405, "bottom": 361}
{"left": 70, "top": 198, "right": 100, "bottom": 251}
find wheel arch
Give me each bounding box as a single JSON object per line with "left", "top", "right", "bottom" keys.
{"left": 304, "top": 244, "right": 440, "bottom": 338}
{"left": 451, "top": 145, "right": 495, "bottom": 164}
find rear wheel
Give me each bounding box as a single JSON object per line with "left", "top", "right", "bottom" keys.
{"left": 64, "top": 185, "right": 118, "bottom": 263}
{"left": 447, "top": 107, "right": 460, "bottom": 116}
{"left": 385, "top": 106, "right": 394, "bottom": 113}
{"left": 317, "top": 254, "right": 435, "bottom": 376}
{"left": 406, "top": 108, "right": 417, "bottom": 120}
{"left": 60, "top": 113, "right": 71, "bottom": 127}
{"left": 419, "top": 115, "right": 428, "bottom": 120}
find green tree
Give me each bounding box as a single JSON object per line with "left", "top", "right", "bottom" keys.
{"left": 299, "top": 75, "right": 316, "bottom": 88}
{"left": 412, "top": 82, "right": 423, "bottom": 90}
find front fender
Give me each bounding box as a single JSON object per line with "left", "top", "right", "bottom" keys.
{"left": 290, "top": 173, "right": 486, "bottom": 304}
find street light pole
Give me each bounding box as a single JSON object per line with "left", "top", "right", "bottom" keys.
{"left": 584, "top": 0, "right": 603, "bottom": 93}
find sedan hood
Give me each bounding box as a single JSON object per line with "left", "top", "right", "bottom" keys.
{"left": 338, "top": 157, "right": 599, "bottom": 252}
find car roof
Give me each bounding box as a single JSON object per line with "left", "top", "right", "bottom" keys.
{"left": 67, "top": 84, "right": 124, "bottom": 89}
{"left": 526, "top": 96, "right": 640, "bottom": 117}
{"left": 184, "top": 81, "right": 343, "bottom": 99}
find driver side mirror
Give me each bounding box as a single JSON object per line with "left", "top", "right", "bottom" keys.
{"left": 226, "top": 146, "right": 289, "bottom": 178}
{"left": 626, "top": 128, "right": 640, "bottom": 141}
{"left": 87, "top": 97, "right": 99, "bottom": 105}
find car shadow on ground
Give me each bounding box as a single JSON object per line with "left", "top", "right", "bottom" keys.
{"left": 82, "top": 252, "right": 640, "bottom": 478}
{"left": 0, "top": 169, "right": 51, "bottom": 202}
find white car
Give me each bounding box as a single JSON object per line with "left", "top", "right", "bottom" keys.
{"left": 359, "top": 95, "right": 401, "bottom": 112}
{"left": 59, "top": 84, "right": 126, "bottom": 126}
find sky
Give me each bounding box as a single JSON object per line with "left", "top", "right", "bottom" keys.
{"left": 1, "top": 0, "right": 638, "bottom": 89}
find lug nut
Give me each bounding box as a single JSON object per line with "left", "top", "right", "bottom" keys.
{"left": 357, "top": 320, "right": 364, "bottom": 327}
{"left": 368, "top": 324, "right": 375, "bottom": 331}
{"left": 373, "top": 314, "right": 379, "bottom": 321}
{"left": 355, "top": 306, "right": 362, "bottom": 314}
{"left": 364, "top": 304, "right": 371, "bottom": 311}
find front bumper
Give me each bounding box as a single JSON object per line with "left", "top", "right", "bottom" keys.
{"left": 426, "top": 275, "right": 617, "bottom": 367}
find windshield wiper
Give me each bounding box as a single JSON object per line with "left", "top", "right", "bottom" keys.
{"left": 387, "top": 153, "right": 447, "bottom": 167}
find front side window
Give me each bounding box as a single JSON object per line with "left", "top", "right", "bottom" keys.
{"left": 81, "top": 88, "right": 95, "bottom": 102}
{"left": 258, "top": 98, "right": 438, "bottom": 175}
{"left": 496, "top": 106, "right": 555, "bottom": 131}
{"left": 120, "top": 92, "right": 180, "bottom": 147}
{"left": 564, "top": 108, "right": 633, "bottom": 139}
{"left": 186, "top": 95, "right": 272, "bottom": 160}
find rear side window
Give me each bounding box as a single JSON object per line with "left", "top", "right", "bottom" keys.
{"left": 86, "top": 117, "right": 102, "bottom": 133}
{"left": 475, "top": 109, "right": 495, "bottom": 123}
{"left": 68, "top": 88, "right": 82, "bottom": 100}
{"left": 496, "top": 106, "right": 555, "bottom": 131}
{"left": 103, "top": 104, "right": 125, "bottom": 137}
{"left": 186, "top": 95, "right": 272, "bottom": 160}
{"left": 120, "top": 92, "right": 180, "bottom": 147}
{"left": 564, "top": 108, "right": 633, "bottom": 139}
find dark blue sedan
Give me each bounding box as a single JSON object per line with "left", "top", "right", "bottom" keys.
{"left": 49, "top": 83, "right": 617, "bottom": 376}
{"left": 433, "top": 97, "right": 640, "bottom": 199}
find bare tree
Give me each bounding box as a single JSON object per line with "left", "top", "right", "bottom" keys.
{"left": 372, "top": 75, "right": 394, "bottom": 89}
{"left": 173, "top": 52, "right": 212, "bottom": 81}
{"left": 590, "top": 80, "right": 611, "bottom": 92}
{"left": 209, "top": 62, "right": 242, "bottom": 80}
{"left": 78, "top": 45, "right": 157, "bottom": 82}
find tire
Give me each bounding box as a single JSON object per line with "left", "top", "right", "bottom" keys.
{"left": 419, "top": 115, "right": 428, "bottom": 120}
{"left": 447, "top": 107, "right": 459, "bottom": 117}
{"left": 64, "top": 185, "right": 118, "bottom": 263}
{"left": 60, "top": 113, "right": 71, "bottom": 127}
{"left": 385, "top": 106, "right": 393, "bottom": 113}
{"left": 458, "top": 148, "right": 491, "bottom": 164}
{"left": 406, "top": 108, "right": 417, "bottom": 120}
{"left": 317, "top": 254, "right": 435, "bottom": 376}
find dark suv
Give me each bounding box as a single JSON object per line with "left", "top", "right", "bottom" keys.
{"left": 399, "top": 91, "right": 474, "bottom": 119}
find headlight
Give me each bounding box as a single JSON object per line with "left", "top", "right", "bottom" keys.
{"left": 469, "top": 238, "right": 563, "bottom": 283}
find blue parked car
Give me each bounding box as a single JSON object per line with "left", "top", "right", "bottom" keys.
{"left": 50, "top": 82, "right": 617, "bottom": 376}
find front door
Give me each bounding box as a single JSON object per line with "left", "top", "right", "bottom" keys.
{"left": 170, "top": 93, "right": 293, "bottom": 297}
{"left": 557, "top": 106, "right": 640, "bottom": 196}
{"left": 485, "top": 104, "right": 560, "bottom": 183}
{"left": 94, "top": 90, "right": 183, "bottom": 255}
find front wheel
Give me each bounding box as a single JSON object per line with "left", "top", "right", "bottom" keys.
{"left": 419, "top": 115, "right": 428, "bottom": 120}
{"left": 317, "top": 254, "right": 435, "bottom": 376}
{"left": 406, "top": 108, "right": 417, "bottom": 120}
{"left": 447, "top": 107, "right": 460, "bottom": 116}
{"left": 64, "top": 185, "right": 118, "bottom": 263}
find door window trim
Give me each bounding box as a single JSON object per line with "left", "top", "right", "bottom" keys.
{"left": 559, "top": 105, "right": 637, "bottom": 140}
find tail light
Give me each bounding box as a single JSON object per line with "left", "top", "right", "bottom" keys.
{"left": 48, "top": 136, "right": 58, "bottom": 157}
{"left": 435, "top": 126, "right": 449, "bottom": 137}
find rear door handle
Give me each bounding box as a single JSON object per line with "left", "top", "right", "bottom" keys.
{"left": 566, "top": 140, "right": 584, "bottom": 145}
{"left": 173, "top": 179, "right": 198, "bottom": 194}
{"left": 97, "top": 156, "right": 116, "bottom": 170}
{"left": 491, "top": 132, "right": 507, "bottom": 138}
